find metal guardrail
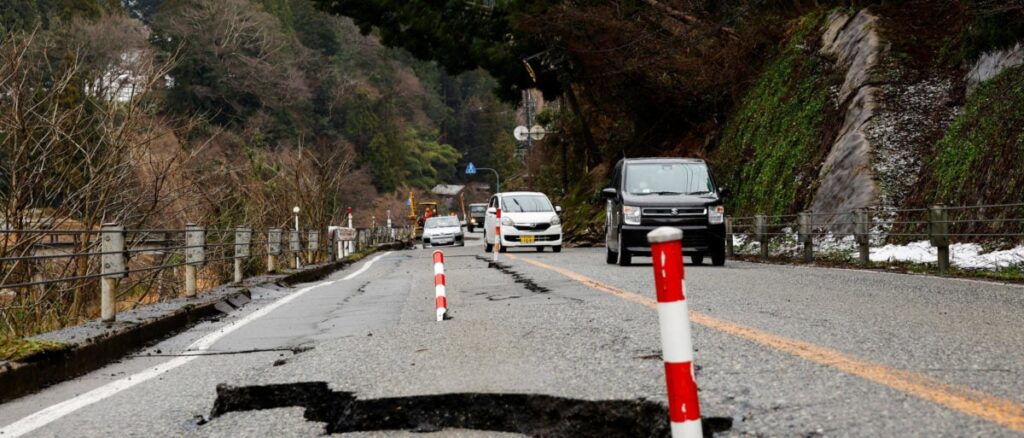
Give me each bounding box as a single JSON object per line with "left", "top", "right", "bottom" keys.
{"left": 1, "top": 224, "right": 413, "bottom": 324}
{"left": 726, "top": 203, "right": 1024, "bottom": 273}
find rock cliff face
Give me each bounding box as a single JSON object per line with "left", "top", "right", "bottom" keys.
{"left": 809, "top": 11, "right": 887, "bottom": 229}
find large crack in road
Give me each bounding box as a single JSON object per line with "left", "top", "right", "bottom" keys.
{"left": 208, "top": 382, "right": 733, "bottom": 437}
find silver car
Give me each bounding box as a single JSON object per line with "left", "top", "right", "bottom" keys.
{"left": 422, "top": 216, "right": 464, "bottom": 248}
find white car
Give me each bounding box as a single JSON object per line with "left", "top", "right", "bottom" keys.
{"left": 483, "top": 191, "right": 562, "bottom": 253}
{"left": 422, "top": 216, "right": 465, "bottom": 248}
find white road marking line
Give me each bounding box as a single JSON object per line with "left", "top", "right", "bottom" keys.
{"left": 0, "top": 252, "right": 392, "bottom": 437}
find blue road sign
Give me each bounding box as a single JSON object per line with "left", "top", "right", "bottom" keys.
{"left": 465, "top": 162, "right": 477, "bottom": 175}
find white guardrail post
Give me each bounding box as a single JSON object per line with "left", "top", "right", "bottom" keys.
{"left": 855, "top": 209, "right": 870, "bottom": 265}
{"left": 234, "top": 226, "right": 251, "bottom": 283}
{"left": 308, "top": 229, "right": 319, "bottom": 264}
{"left": 724, "top": 216, "right": 734, "bottom": 257}
{"left": 100, "top": 223, "right": 126, "bottom": 322}
{"left": 185, "top": 224, "right": 205, "bottom": 298}
{"left": 755, "top": 214, "right": 768, "bottom": 260}
{"left": 929, "top": 204, "right": 950, "bottom": 274}
{"left": 290, "top": 229, "right": 301, "bottom": 269}
{"left": 267, "top": 227, "right": 281, "bottom": 273}
{"left": 798, "top": 212, "right": 813, "bottom": 263}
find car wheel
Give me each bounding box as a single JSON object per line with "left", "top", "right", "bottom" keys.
{"left": 617, "top": 234, "right": 631, "bottom": 266}
{"left": 606, "top": 246, "right": 617, "bottom": 264}
{"left": 536, "top": 246, "right": 544, "bottom": 252}
{"left": 553, "top": 245, "right": 561, "bottom": 253}
{"left": 484, "top": 241, "right": 492, "bottom": 253}
{"left": 468, "top": 225, "right": 474, "bottom": 233}
{"left": 711, "top": 241, "right": 726, "bottom": 266}
{"left": 499, "top": 246, "right": 508, "bottom": 253}
{"left": 690, "top": 253, "right": 704, "bottom": 265}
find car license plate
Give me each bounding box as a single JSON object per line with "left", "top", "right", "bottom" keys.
{"left": 520, "top": 235, "right": 535, "bottom": 244}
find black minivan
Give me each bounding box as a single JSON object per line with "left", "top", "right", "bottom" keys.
{"left": 603, "top": 158, "right": 728, "bottom": 266}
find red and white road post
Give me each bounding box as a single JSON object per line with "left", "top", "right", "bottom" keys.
{"left": 493, "top": 208, "right": 502, "bottom": 262}
{"left": 433, "top": 250, "right": 447, "bottom": 321}
{"left": 647, "top": 227, "right": 702, "bottom": 438}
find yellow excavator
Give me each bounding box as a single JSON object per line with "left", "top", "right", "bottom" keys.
{"left": 407, "top": 192, "right": 440, "bottom": 237}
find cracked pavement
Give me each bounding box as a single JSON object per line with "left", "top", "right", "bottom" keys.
{"left": 1, "top": 233, "right": 1023, "bottom": 436}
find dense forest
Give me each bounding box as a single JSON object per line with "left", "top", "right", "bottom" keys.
{"left": 2, "top": 0, "right": 516, "bottom": 232}
{"left": 313, "top": 0, "right": 1024, "bottom": 241}
{"left": 0, "top": 0, "right": 515, "bottom": 335}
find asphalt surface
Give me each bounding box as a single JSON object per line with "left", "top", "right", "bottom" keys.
{"left": 1, "top": 232, "right": 1023, "bottom": 436}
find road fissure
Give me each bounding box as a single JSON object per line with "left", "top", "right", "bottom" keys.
{"left": 0, "top": 252, "right": 394, "bottom": 438}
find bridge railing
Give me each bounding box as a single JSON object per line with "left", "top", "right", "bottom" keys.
{"left": 0, "top": 223, "right": 412, "bottom": 334}
{"left": 726, "top": 203, "right": 1024, "bottom": 273}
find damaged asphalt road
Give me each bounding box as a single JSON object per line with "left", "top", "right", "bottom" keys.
{"left": 1, "top": 234, "right": 1024, "bottom": 436}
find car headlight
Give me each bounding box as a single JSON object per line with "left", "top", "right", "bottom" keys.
{"left": 470, "top": 218, "right": 476, "bottom": 224}
{"left": 501, "top": 217, "right": 514, "bottom": 226}
{"left": 623, "top": 206, "right": 641, "bottom": 225}
{"left": 708, "top": 205, "right": 725, "bottom": 225}
{"left": 551, "top": 215, "right": 560, "bottom": 226}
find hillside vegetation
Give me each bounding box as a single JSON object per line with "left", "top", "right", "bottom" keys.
{"left": 312, "top": 1, "right": 1023, "bottom": 241}
{"left": 713, "top": 13, "right": 838, "bottom": 217}
{"left": 0, "top": 0, "right": 514, "bottom": 337}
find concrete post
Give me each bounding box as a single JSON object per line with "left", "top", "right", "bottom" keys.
{"left": 234, "top": 226, "right": 251, "bottom": 283}
{"left": 307, "top": 229, "right": 319, "bottom": 264}
{"left": 798, "top": 212, "right": 813, "bottom": 263}
{"left": 724, "top": 217, "right": 734, "bottom": 257}
{"left": 267, "top": 228, "right": 281, "bottom": 273}
{"left": 855, "top": 210, "right": 870, "bottom": 265}
{"left": 929, "top": 205, "right": 950, "bottom": 274}
{"left": 755, "top": 214, "right": 768, "bottom": 260}
{"left": 185, "top": 224, "right": 205, "bottom": 298}
{"left": 100, "top": 224, "right": 126, "bottom": 322}
{"left": 289, "top": 229, "right": 301, "bottom": 269}
{"left": 327, "top": 230, "right": 336, "bottom": 262}
{"left": 347, "top": 212, "right": 354, "bottom": 255}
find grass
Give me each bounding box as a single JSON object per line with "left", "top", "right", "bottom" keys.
{"left": 0, "top": 338, "right": 69, "bottom": 362}
{"left": 713, "top": 12, "right": 837, "bottom": 217}
{"left": 931, "top": 65, "right": 1024, "bottom": 207}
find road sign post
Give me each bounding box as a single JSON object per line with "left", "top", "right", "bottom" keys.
{"left": 465, "top": 162, "right": 500, "bottom": 193}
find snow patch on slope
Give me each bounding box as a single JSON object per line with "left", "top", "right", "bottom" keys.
{"left": 966, "top": 43, "right": 1024, "bottom": 93}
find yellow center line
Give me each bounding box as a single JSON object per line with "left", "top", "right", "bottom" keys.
{"left": 507, "top": 254, "right": 1024, "bottom": 432}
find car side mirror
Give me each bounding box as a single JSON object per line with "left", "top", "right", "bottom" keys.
{"left": 487, "top": 207, "right": 497, "bottom": 215}
{"left": 718, "top": 187, "right": 731, "bottom": 198}
{"left": 601, "top": 188, "right": 617, "bottom": 199}
{"left": 555, "top": 206, "right": 562, "bottom": 213}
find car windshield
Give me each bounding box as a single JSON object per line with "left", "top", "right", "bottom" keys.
{"left": 501, "top": 195, "right": 554, "bottom": 212}
{"left": 624, "top": 162, "right": 716, "bottom": 195}
{"left": 470, "top": 205, "right": 487, "bottom": 213}
{"left": 425, "top": 217, "right": 460, "bottom": 228}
